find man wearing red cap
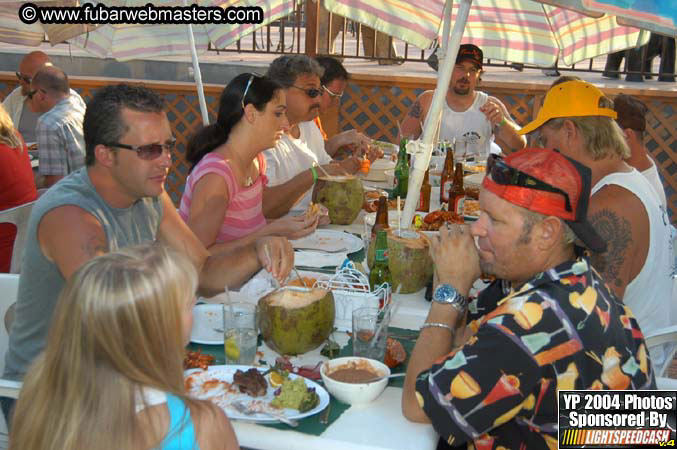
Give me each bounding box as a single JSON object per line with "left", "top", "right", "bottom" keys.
{"left": 400, "top": 44, "right": 526, "bottom": 156}
{"left": 403, "top": 148, "right": 654, "bottom": 449}
{"left": 518, "top": 80, "right": 674, "bottom": 376}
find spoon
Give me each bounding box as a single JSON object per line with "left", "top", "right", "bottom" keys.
{"left": 362, "top": 373, "right": 407, "bottom": 384}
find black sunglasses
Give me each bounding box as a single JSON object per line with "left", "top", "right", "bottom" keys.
{"left": 106, "top": 138, "right": 176, "bottom": 161}
{"left": 486, "top": 154, "right": 573, "bottom": 212}
{"left": 16, "top": 72, "right": 31, "bottom": 84}
{"left": 290, "top": 85, "right": 322, "bottom": 98}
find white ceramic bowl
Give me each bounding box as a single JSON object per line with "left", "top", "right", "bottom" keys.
{"left": 320, "top": 357, "right": 390, "bottom": 405}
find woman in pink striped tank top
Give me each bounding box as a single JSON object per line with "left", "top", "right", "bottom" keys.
{"left": 179, "top": 73, "right": 320, "bottom": 253}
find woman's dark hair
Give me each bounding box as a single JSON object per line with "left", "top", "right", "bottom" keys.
{"left": 186, "top": 73, "right": 282, "bottom": 171}
{"left": 316, "top": 56, "right": 349, "bottom": 85}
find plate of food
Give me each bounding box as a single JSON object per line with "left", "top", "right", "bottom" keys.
{"left": 290, "top": 229, "right": 363, "bottom": 254}
{"left": 458, "top": 198, "right": 480, "bottom": 221}
{"left": 184, "top": 365, "right": 330, "bottom": 423}
{"left": 419, "top": 209, "right": 465, "bottom": 231}
{"left": 190, "top": 304, "right": 224, "bottom": 345}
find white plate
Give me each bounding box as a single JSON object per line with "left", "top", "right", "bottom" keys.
{"left": 458, "top": 198, "right": 480, "bottom": 221}
{"left": 184, "top": 365, "right": 330, "bottom": 423}
{"left": 190, "top": 304, "right": 224, "bottom": 345}
{"left": 291, "top": 229, "right": 363, "bottom": 254}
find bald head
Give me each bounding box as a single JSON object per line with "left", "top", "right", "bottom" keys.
{"left": 18, "top": 51, "right": 52, "bottom": 96}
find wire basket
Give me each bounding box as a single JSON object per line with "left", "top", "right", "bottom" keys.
{"left": 316, "top": 265, "right": 391, "bottom": 332}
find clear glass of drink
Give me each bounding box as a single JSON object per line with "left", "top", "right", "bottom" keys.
{"left": 352, "top": 307, "right": 391, "bottom": 361}
{"left": 223, "top": 302, "right": 258, "bottom": 365}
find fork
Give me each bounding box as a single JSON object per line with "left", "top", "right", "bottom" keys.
{"left": 231, "top": 401, "right": 298, "bottom": 427}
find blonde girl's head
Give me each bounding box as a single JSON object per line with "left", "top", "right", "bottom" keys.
{"left": 10, "top": 243, "right": 199, "bottom": 450}
{"left": 0, "top": 104, "right": 21, "bottom": 149}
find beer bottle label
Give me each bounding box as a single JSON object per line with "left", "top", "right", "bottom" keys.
{"left": 441, "top": 181, "right": 452, "bottom": 202}
{"left": 453, "top": 196, "right": 465, "bottom": 214}
{"left": 375, "top": 249, "right": 388, "bottom": 261}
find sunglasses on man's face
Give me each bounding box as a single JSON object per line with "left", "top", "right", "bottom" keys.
{"left": 290, "top": 85, "right": 322, "bottom": 99}
{"left": 322, "top": 85, "right": 344, "bottom": 99}
{"left": 16, "top": 72, "right": 31, "bottom": 84}
{"left": 106, "top": 138, "right": 177, "bottom": 161}
{"left": 486, "top": 154, "right": 573, "bottom": 212}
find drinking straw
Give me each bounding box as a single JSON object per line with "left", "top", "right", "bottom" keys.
{"left": 292, "top": 267, "right": 308, "bottom": 288}
{"left": 397, "top": 196, "right": 401, "bottom": 234}
{"left": 369, "top": 284, "right": 402, "bottom": 349}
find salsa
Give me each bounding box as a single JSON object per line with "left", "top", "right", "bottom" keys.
{"left": 328, "top": 367, "right": 380, "bottom": 384}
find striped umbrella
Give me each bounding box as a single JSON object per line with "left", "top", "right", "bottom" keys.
{"left": 577, "top": 0, "right": 677, "bottom": 38}
{"left": 324, "top": 0, "right": 646, "bottom": 67}
{"left": 0, "top": 0, "right": 96, "bottom": 46}
{"left": 2, "top": 0, "right": 298, "bottom": 125}
{"left": 65, "top": 0, "right": 298, "bottom": 61}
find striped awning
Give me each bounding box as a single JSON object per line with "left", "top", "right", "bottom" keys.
{"left": 580, "top": 0, "right": 677, "bottom": 38}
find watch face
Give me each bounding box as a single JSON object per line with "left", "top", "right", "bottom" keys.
{"left": 434, "top": 284, "right": 455, "bottom": 302}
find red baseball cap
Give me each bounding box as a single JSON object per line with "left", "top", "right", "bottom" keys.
{"left": 482, "top": 148, "right": 607, "bottom": 253}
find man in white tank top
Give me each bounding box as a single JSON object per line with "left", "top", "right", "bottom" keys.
{"left": 519, "top": 80, "right": 674, "bottom": 375}
{"left": 400, "top": 44, "right": 526, "bottom": 157}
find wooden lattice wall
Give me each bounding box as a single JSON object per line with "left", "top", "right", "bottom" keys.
{"left": 330, "top": 74, "right": 677, "bottom": 225}
{"left": 1, "top": 72, "right": 674, "bottom": 224}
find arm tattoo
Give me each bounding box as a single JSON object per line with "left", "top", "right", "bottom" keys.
{"left": 588, "top": 209, "right": 632, "bottom": 289}
{"left": 83, "top": 234, "right": 108, "bottom": 258}
{"left": 408, "top": 101, "right": 422, "bottom": 119}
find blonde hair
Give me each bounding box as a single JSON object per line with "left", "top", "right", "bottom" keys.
{"left": 545, "top": 96, "right": 630, "bottom": 161}
{"left": 0, "top": 104, "right": 21, "bottom": 149}
{"left": 10, "top": 244, "right": 203, "bottom": 450}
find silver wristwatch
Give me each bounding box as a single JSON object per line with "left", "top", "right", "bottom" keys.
{"left": 432, "top": 283, "right": 468, "bottom": 313}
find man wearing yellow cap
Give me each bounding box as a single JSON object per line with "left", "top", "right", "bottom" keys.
{"left": 518, "top": 80, "right": 674, "bottom": 376}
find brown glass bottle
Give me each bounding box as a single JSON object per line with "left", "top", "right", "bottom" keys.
{"left": 439, "top": 145, "right": 455, "bottom": 205}
{"left": 449, "top": 162, "right": 465, "bottom": 214}
{"left": 371, "top": 195, "right": 389, "bottom": 239}
{"left": 417, "top": 169, "right": 431, "bottom": 212}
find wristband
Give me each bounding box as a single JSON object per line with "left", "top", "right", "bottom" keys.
{"left": 310, "top": 166, "right": 318, "bottom": 184}
{"left": 420, "top": 322, "right": 454, "bottom": 333}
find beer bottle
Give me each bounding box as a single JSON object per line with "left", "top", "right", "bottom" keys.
{"left": 371, "top": 195, "right": 389, "bottom": 239}
{"left": 449, "top": 162, "right": 465, "bottom": 214}
{"left": 369, "top": 230, "right": 392, "bottom": 296}
{"left": 393, "top": 138, "right": 409, "bottom": 198}
{"left": 440, "top": 143, "right": 455, "bottom": 205}
{"left": 417, "top": 169, "right": 431, "bottom": 212}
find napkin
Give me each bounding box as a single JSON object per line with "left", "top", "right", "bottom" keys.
{"left": 294, "top": 250, "right": 348, "bottom": 268}
{"left": 238, "top": 269, "right": 277, "bottom": 299}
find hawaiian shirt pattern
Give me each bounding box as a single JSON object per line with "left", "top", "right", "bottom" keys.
{"left": 415, "top": 257, "right": 655, "bottom": 450}
{"left": 37, "top": 94, "right": 86, "bottom": 176}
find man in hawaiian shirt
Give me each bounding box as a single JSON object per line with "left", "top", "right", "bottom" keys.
{"left": 402, "top": 147, "right": 655, "bottom": 449}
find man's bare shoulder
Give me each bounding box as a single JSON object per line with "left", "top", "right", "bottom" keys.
{"left": 38, "top": 204, "right": 108, "bottom": 277}
{"left": 588, "top": 183, "right": 650, "bottom": 295}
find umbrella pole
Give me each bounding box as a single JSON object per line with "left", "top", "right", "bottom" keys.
{"left": 184, "top": 0, "right": 209, "bottom": 126}
{"left": 401, "top": 0, "right": 472, "bottom": 228}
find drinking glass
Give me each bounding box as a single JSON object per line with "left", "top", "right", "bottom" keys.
{"left": 223, "top": 302, "right": 258, "bottom": 365}
{"left": 352, "top": 307, "right": 391, "bottom": 361}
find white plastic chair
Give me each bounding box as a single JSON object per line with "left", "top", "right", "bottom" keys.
{"left": 0, "top": 274, "right": 22, "bottom": 449}
{"left": 0, "top": 201, "right": 36, "bottom": 274}
{"left": 644, "top": 325, "right": 677, "bottom": 378}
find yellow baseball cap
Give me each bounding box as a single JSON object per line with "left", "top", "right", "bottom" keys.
{"left": 519, "top": 80, "right": 617, "bottom": 135}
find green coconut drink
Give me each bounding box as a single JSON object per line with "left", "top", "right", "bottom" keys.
{"left": 257, "top": 286, "right": 335, "bottom": 355}
{"left": 315, "top": 175, "right": 364, "bottom": 225}
{"left": 368, "top": 229, "right": 433, "bottom": 294}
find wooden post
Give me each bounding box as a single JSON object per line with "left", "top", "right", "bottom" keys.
{"left": 305, "top": 0, "right": 319, "bottom": 56}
